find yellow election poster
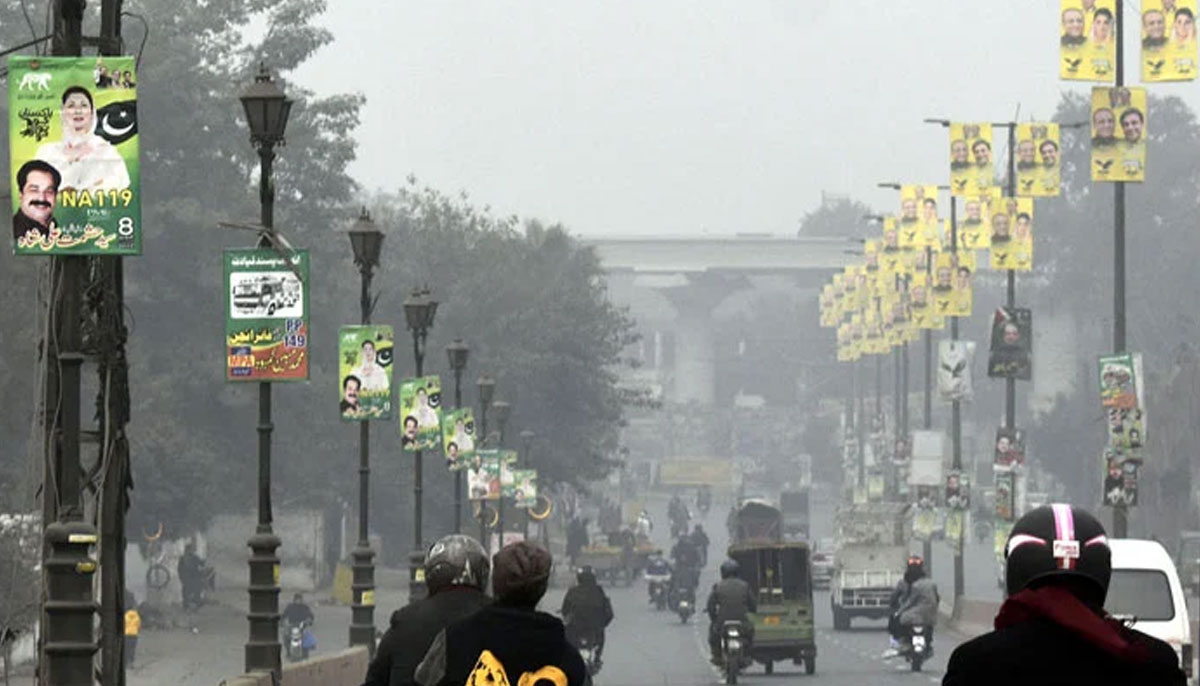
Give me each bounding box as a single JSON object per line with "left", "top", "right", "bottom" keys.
{"left": 932, "top": 252, "right": 957, "bottom": 319}
{"left": 957, "top": 193, "right": 993, "bottom": 252}
{"left": 949, "top": 123, "right": 994, "bottom": 196}
{"left": 952, "top": 252, "right": 974, "bottom": 317}
{"left": 1091, "top": 86, "right": 1147, "bottom": 183}
{"left": 910, "top": 273, "right": 945, "bottom": 330}
{"left": 989, "top": 197, "right": 1034, "bottom": 272}
{"left": 900, "top": 185, "right": 939, "bottom": 247}
{"left": 1016, "top": 123, "right": 1061, "bottom": 197}
{"left": 1142, "top": 0, "right": 1198, "bottom": 82}
{"left": 881, "top": 216, "right": 902, "bottom": 255}
{"left": 1060, "top": 0, "right": 1117, "bottom": 82}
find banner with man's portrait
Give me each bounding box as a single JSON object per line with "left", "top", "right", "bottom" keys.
{"left": 938, "top": 339, "right": 976, "bottom": 402}
{"left": 338, "top": 325, "right": 394, "bottom": 421}
{"left": 399, "top": 375, "right": 442, "bottom": 452}
{"left": 1102, "top": 446, "right": 1139, "bottom": 507}
{"left": 1060, "top": 0, "right": 1117, "bottom": 82}
{"left": 442, "top": 408, "right": 477, "bottom": 469}
{"left": 8, "top": 56, "right": 141, "bottom": 255}
{"left": 988, "top": 197, "right": 1034, "bottom": 272}
{"left": 988, "top": 307, "right": 1033, "bottom": 380}
{"left": 1016, "top": 123, "right": 1061, "bottom": 197}
{"left": 1091, "top": 86, "right": 1147, "bottom": 183}
{"left": 467, "top": 450, "right": 501, "bottom": 501}
{"left": 511, "top": 469, "right": 538, "bottom": 509}
{"left": 499, "top": 450, "right": 519, "bottom": 498}
{"left": 956, "top": 192, "right": 994, "bottom": 252}
{"left": 899, "top": 185, "right": 940, "bottom": 248}
{"left": 1098, "top": 352, "right": 1141, "bottom": 409}
{"left": 949, "top": 123, "right": 994, "bottom": 196}
{"left": 994, "top": 471, "right": 1016, "bottom": 521}
{"left": 994, "top": 427, "right": 1027, "bottom": 472}
{"left": 1142, "top": 0, "right": 1198, "bottom": 82}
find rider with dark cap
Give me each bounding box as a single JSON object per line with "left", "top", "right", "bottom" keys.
{"left": 705, "top": 559, "right": 756, "bottom": 665}
{"left": 561, "top": 566, "right": 614, "bottom": 667}
{"left": 944, "top": 504, "right": 1184, "bottom": 685}
{"left": 362, "top": 534, "right": 490, "bottom": 686}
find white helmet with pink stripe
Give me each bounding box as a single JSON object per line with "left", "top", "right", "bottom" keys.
{"left": 1004, "top": 503, "right": 1111, "bottom": 599}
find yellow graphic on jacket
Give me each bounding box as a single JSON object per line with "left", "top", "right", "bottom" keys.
{"left": 466, "top": 650, "right": 568, "bottom": 686}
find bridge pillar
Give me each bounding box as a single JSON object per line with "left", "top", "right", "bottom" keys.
{"left": 657, "top": 272, "right": 747, "bottom": 406}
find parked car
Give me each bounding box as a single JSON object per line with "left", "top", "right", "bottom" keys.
{"left": 811, "top": 537, "right": 835, "bottom": 589}
{"left": 1105, "top": 538, "right": 1193, "bottom": 682}
{"left": 1173, "top": 530, "right": 1200, "bottom": 593}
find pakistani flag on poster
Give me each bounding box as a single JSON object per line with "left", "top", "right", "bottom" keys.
{"left": 399, "top": 375, "right": 442, "bottom": 451}
{"left": 511, "top": 469, "right": 538, "bottom": 509}
{"left": 442, "top": 408, "right": 477, "bottom": 469}
{"left": 9, "top": 56, "right": 141, "bottom": 255}
{"left": 338, "top": 325, "right": 394, "bottom": 421}
{"left": 224, "top": 249, "right": 309, "bottom": 381}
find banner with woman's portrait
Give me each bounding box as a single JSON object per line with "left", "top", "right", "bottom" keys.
{"left": 899, "top": 185, "right": 940, "bottom": 248}
{"left": 1141, "top": 0, "right": 1198, "bottom": 82}
{"left": 399, "top": 375, "right": 442, "bottom": 451}
{"left": 511, "top": 469, "right": 538, "bottom": 509}
{"left": 1091, "top": 86, "right": 1147, "bottom": 183}
{"left": 442, "top": 408, "right": 477, "bottom": 469}
{"left": 988, "top": 197, "right": 1034, "bottom": 272}
{"left": 1016, "top": 123, "right": 1061, "bottom": 197}
{"left": 338, "top": 325, "right": 394, "bottom": 421}
{"left": 949, "top": 123, "right": 994, "bottom": 196}
{"left": 8, "top": 56, "right": 141, "bottom": 254}
{"left": 1059, "top": 0, "right": 1117, "bottom": 82}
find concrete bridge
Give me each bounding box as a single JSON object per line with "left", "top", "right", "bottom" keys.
{"left": 583, "top": 234, "right": 854, "bottom": 406}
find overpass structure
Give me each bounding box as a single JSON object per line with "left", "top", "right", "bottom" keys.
{"left": 583, "top": 234, "right": 855, "bottom": 406}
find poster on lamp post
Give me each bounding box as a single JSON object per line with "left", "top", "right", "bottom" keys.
{"left": 442, "top": 408, "right": 478, "bottom": 469}
{"left": 949, "top": 123, "right": 994, "bottom": 196}
{"left": 224, "top": 248, "right": 309, "bottom": 381}
{"left": 987, "top": 307, "right": 1033, "bottom": 380}
{"left": 467, "top": 451, "right": 500, "bottom": 501}
{"left": 938, "top": 339, "right": 975, "bottom": 402}
{"left": 1091, "top": 86, "right": 1147, "bottom": 183}
{"left": 1016, "top": 123, "right": 1061, "bottom": 197}
{"left": 8, "top": 55, "right": 141, "bottom": 255}
{"left": 511, "top": 469, "right": 538, "bottom": 509}
{"left": 1141, "top": 0, "right": 1198, "bottom": 82}
{"left": 993, "top": 427, "right": 1027, "bottom": 472}
{"left": 1103, "top": 447, "right": 1140, "bottom": 507}
{"left": 498, "top": 450, "right": 519, "bottom": 498}
{"left": 399, "top": 375, "right": 442, "bottom": 451}
{"left": 1098, "top": 352, "right": 1140, "bottom": 409}
{"left": 1059, "top": 0, "right": 1117, "bottom": 82}
{"left": 338, "top": 325, "right": 394, "bottom": 421}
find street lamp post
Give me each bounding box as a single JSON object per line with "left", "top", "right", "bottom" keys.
{"left": 446, "top": 340, "right": 470, "bottom": 533}
{"left": 348, "top": 209, "right": 383, "bottom": 654}
{"left": 491, "top": 400, "right": 511, "bottom": 548}
{"left": 403, "top": 287, "right": 438, "bottom": 600}
{"left": 239, "top": 64, "right": 292, "bottom": 679}
{"left": 476, "top": 375, "right": 496, "bottom": 550}
{"left": 520, "top": 429, "right": 536, "bottom": 539}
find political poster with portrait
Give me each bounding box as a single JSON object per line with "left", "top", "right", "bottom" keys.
{"left": 1091, "top": 86, "right": 1147, "bottom": 183}
{"left": 899, "top": 185, "right": 940, "bottom": 247}
{"left": 442, "top": 408, "right": 477, "bottom": 469}
{"left": 987, "top": 307, "right": 1033, "bottom": 380}
{"left": 8, "top": 56, "right": 140, "bottom": 255}
{"left": 511, "top": 469, "right": 538, "bottom": 509}
{"left": 995, "top": 471, "right": 1016, "bottom": 522}
{"left": 994, "top": 521, "right": 1014, "bottom": 558}
{"left": 1106, "top": 406, "right": 1147, "bottom": 451}
{"left": 1142, "top": 0, "right": 1198, "bottom": 82}
{"left": 1060, "top": 0, "right": 1117, "bottom": 82}
{"left": 399, "top": 375, "right": 442, "bottom": 451}
{"left": 467, "top": 451, "right": 500, "bottom": 501}
{"left": 949, "top": 123, "right": 994, "bottom": 196}
{"left": 1098, "top": 352, "right": 1140, "bottom": 409}
{"left": 956, "top": 193, "right": 992, "bottom": 251}
{"left": 1016, "top": 123, "right": 1061, "bottom": 197}
{"left": 1102, "top": 447, "right": 1139, "bottom": 507}
{"left": 945, "top": 510, "right": 965, "bottom": 551}
{"left": 994, "top": 427, "right": 1027, "bottom": 473}
{"left": 224, "top": 249, "right": 309, "bottom": 381}
{"left": 498, "top": 450, "right": 519, "bottom": 498}
{"left": 989, "top": 197, "right": 1034, "bottom": 272}
{"left": 338, "top": 325, "right": 393, "bottom": 421}
{"left": 945, "top": 471, "right": 970, "bottom": 510}
{"left": 938, "top": 339, "right": 975, "bottom": 402}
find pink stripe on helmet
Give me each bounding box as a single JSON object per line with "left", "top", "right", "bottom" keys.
{"left": 1051, "top": 503, "right": 1077, "bottom": 570}
{"left": 1006, "top": 533, "right": 1046, "bottom": 557}
{"left": 1084, "top": 534, "right": 1109, "bottom": 548}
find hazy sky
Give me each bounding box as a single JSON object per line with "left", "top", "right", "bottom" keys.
{"left": 296, "top": 1, "right": 1199, "bottom": 236}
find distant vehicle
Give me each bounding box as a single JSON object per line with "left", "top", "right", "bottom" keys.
{"left": 811, "top": 537, "right": 835, "bottom": 589}
{"left": 1173, "top": 530, "right": 1200, "bottom": 593}
{"left": 1105, "top": 538, "right": 1193, "bottom": 681}
{"left": 779, "top": 489, "right": 810, "bottom": 540}
{"left": 233, "top": 275, "right": 300, "bottom": 316}
{"left": 830, "top": 502, "right": 908, "bottom": 630}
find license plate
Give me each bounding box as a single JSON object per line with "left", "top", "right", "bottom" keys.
{"left": 763, "top": 615, "right": 781, "bottom": 626}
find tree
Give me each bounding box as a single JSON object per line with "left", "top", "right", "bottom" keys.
{"left": 797, "top": 196, "right": 878, "bottom": 239}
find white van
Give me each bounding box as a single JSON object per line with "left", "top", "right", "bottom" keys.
{"left": 1105, "top": 538, "right": 1192, "bottom": 680}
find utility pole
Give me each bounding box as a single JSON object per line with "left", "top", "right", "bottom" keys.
{"left": 950, "top": 195, "right": 964, "bottom": 604}
{"left": 1111, "top": 0, "right": 1129, "bottom": 539}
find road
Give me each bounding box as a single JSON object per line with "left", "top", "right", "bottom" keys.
{"left": 543, "top": 490, "right": 980, "bottom": 685}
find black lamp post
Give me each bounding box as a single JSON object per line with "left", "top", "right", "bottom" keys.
{"left": 491, "top": 400, "right": 511, "bottom": 548}
{"left": 239, "top": 63, "right": 292, "bottom": 679}
{"left": 476, "top": 375, "right": 496, "bottom": 550}
{"left": 446, "top": 339, "right": 470, "bottom": 533}
{"left": 348, "top": 208, "right": 383, "bottom": 654}
{"left": 403, "top": 287, "right": 438, "bottom": 600}
{"left": 520, "top": 429, "right": 536, "bottom": 539}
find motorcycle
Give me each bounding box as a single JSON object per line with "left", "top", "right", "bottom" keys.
{"left": 284, "top": 620, "right": 312, "bottom": 662}
{"left": 646, "top": 572, "right": 670, "bottom": 611}
{"left": 670, "top": 584, "right": 695, "bottom": 624}
{"left": 720, "top": 621, "right": 745, "bottom": 685}
{"left": 905, "top": 625, "right": 932, "bottom": 672}
{"left": 573, "top": 629, "right": 603, "bottom": 677}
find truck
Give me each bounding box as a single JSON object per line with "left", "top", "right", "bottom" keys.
{"left": 233, "top": 275, "right": 301, "bottom": 316}
{"left": 779, "top": 489, "right": 810, "bottom": 540}
{"left": 829, "top": 502, "right": 909, "bottom": 630}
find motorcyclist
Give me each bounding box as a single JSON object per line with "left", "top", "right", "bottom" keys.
{"left": 177, "top": 543, "right": 205, "bottom": 612}
{"left": 635, "top": 510, "right": 653, "bottom": 542}
{"left": 668, "top": 494, "right": 690, "bottom": 537}
{"left": 944, "top": 504, "right": 1185, "bottom": 685}
{"left": 644, "top": 550, "right": 672, "bottom": 605}
{"left": 671, "top": 533, "right": 701, "bottom": 571}
{"left": 690, "top": 524, "right": 710, "bottom": 567}
{"left": 706, "top": 559, "right": 756, "bottom": 666}
{"left": 561, "top": 566, "right": 615, "bottom": 666}
{"left": 696, "top": 485, "right": 712, "bottom": 515}
{"left": 282, "top": 593, "right": 316, "bottom": 658}
{"left": 884, "top": 555, "right": 921, "bottom": 653}
{"left": 363, "top": 534, "right": 491, "bottom": 686}
{"left": 890, "top": 559, "right": 938, "bottom": 657}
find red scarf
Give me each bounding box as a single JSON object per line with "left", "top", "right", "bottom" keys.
{"left": 995, "top": 585, "right": 1152, "bottom": 662}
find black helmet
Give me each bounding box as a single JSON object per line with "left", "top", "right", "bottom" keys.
{"left": 719, "top": 559, "right": 740, "bottom": 579}
{"left": 577, "top": 566, "right": 596, "bottom": 584}
{"left": 425, "top": 534, "right": 490, "bottom": 594}
{"left": 1005, "top": 504, "right": 1111, "bottom": 600}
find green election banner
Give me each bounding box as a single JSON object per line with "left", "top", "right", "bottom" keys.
{"left": 442, "top": 408, "right": 477, "bottom": 469}
{"left": 399, "top": 375, "right": 442, "bottom": 451}
{"left": 224, "top": 249, "right": 309, "bottom": 381}
{"left": 338, "top": 325, "right": 394, "bottom": 421}
{"left": 499, "top": 450, "right": 519, "bottom": 498}
{"left": 9, "top": 56, "right": 140, "bottom": 255}
{"left": 511, "top": 469, "right": 538, "bottom": 509}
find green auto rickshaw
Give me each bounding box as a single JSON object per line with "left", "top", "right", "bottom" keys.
{"left": 727, "top": 541, "right": 817, "bottom": 675}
